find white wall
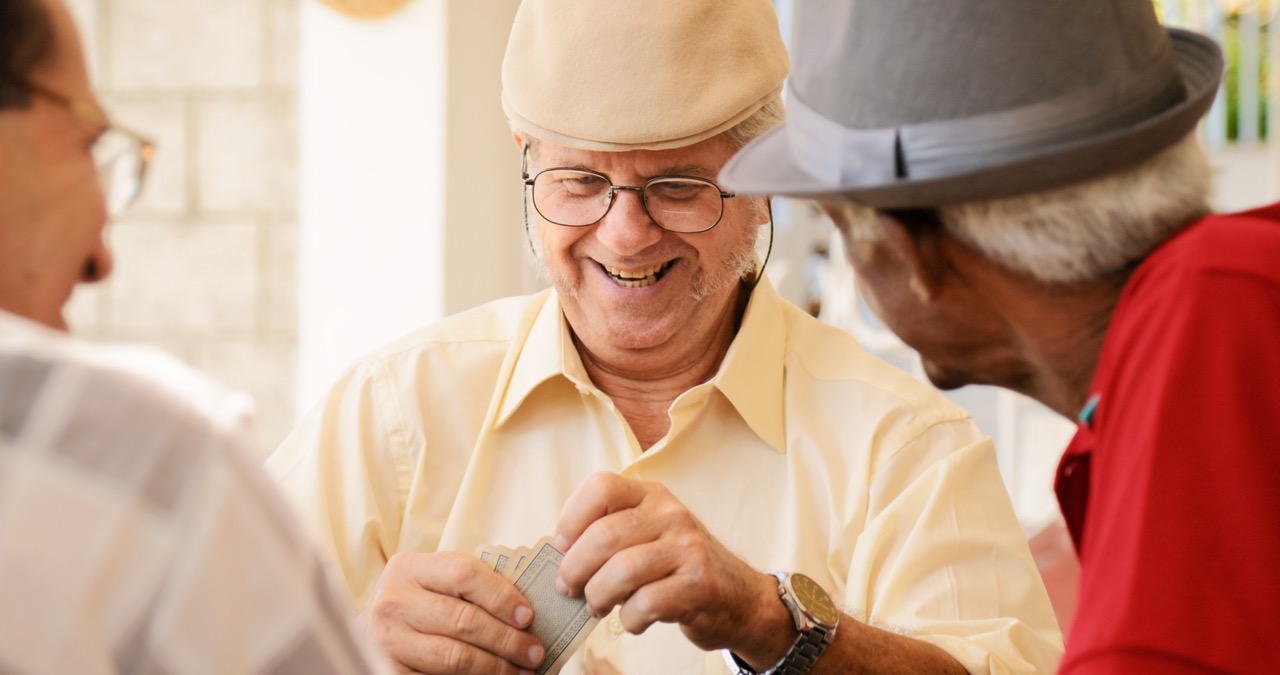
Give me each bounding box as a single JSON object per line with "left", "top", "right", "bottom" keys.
{"left": 66, "top": 0, "right": 301, "bottom": 452}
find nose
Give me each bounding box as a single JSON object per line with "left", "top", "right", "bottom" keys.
{"left": 82, "top": 233, "right": 114, "bottom": 284}
{"left": 594, "top": 187, "right": 663, "bottom": 255}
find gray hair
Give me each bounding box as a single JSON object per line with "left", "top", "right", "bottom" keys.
{"left": 832, "top": 132, "right": 1213, "bottom": 284}
{"left": 724, "top": 95, "right": 786, "bottom": 150}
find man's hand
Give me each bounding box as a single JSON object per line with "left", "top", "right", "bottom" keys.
{"left": 363, "top": 551, "right": 546, "bottom": 674}
{"left": 553, "top": 472, "right": 787, "bottom": 655}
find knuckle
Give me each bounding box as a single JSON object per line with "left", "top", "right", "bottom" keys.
{"left": 585, "top": 471, "right": 616, "bottom": 496}
{"left": 446, "top": 554, "right": 480, "bottom": 586}
{"left": 628, "top": 590, "right": 658, "bottom": 620}
{"left": 449, "top": 599, "right": 483, "bottom": 637}
{"left": 681, "top": 532, "right": 710, "bottom": 557}
{"left": 597, "top": 522, "right": 627, "bottom": 552}
{"left": 429, "top": 635, "right": 484, "bottom": 673}
{"left": 620, "top": 591, "right": 664, "bottom": 633}
{"left": 615, "top": 550, "right": 647, "bottom": 586}
{"left": 440, "top": 639, "right": 471, "bottom": 671}
{"left": 496, "top": 624, "right": 531, "bottom": 662}
{"left": 366, "top": 591, "right": 405, "bottom": 624}
{"left": 665, "top": 502, "right": 696, "bottom": 526}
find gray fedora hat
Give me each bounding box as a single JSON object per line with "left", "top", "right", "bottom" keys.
{"left": 720, "top": 0, "right": 1225, "bottom": 208}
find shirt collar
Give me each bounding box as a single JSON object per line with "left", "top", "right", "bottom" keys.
{"left": 712, "top": 277, "right": 787, "bottom": 453}
{"left": 494, "top": 279, "right": 789, "bottom": 453}
{"left": 495, "top": 290, "right": 591, "bottom": 426}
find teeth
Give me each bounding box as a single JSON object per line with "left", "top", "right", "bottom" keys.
{"left": 605, "top": 263, "right": 666, "bottom": 279}
{"left": 603, "top": 262, "right": 671, "bottom": 288}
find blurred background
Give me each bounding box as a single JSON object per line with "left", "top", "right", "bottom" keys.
{"left": 63, "top": 0, "right": 1277, "bottom": 542}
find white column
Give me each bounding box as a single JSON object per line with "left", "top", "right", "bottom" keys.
{"left": 297, "top": 0, "right": 448, "bottom": 413}
{"left": 296, "top": 0, "right": 530, "bottom": 415}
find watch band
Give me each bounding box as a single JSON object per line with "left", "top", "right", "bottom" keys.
{"left": 724, "top": 648, "right": 773, "bottom": 675}
{"left": 772, "top": 624, "right": 831, "bottom": 674}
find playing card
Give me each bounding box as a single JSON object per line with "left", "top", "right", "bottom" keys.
{"left": 505, "top": 553, "right": 527, "bottom": 580}
{"left": 507, "top": 545, "right": 531, "bottom": 580}
{"left": 512, "top": 537, "right": 600, "bottom": 675}
{"left": 493, "top": 551, "right": 514, "bottom": 576}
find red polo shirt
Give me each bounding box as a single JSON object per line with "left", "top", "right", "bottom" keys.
{"left": 1056, "top": 205, "right": 1280, "bottom": 673}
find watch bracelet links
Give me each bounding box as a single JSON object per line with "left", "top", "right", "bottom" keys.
{"left": 727, "top": 623, "right": 832, "bottom": 675}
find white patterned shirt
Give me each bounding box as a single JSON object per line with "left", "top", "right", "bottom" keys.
{"left": 0, "top": 310, "right": 392, "bottom": 675}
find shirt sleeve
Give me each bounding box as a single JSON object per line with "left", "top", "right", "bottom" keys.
{"left": 267, "top": 358, "right": 412, "bottom": 610}
{"left": 846, "top": 417, "right": 1065, "bottom": 674}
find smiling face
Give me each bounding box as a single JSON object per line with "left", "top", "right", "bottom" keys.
{"left": 524, "top": 134, "right": 764, "bottom": 370}
{"left": 0, "top": 0, "right": 111, "bottom": 330}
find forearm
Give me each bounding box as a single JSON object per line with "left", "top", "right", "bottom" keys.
{"left": 732, "top": 612, "right": 966, "bottom": 675}
{"left": 815, "top": 617, "right": 967, "bottom": 675}
{"left": 728, "top": 573, "right": 965, "bottom": 675}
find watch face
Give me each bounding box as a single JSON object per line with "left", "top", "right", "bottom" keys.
{"left": 791, "top": 573, "right": 840, "bottom": 626}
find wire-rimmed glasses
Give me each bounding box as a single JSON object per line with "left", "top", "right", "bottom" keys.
{"left": 521, "top": 146, "right": 737, "bottom": 234}
{"left": 24, "top": 80, "right": 155, "bottom": 217}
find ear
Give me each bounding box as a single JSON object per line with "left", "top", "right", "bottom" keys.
{"left": 511, "top": 130, "right": 526, "bottom": 149}
{"left": 876, "top": 209, "right": 948, "bottom": 302}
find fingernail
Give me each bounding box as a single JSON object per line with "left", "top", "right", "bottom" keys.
{"left": 554, "top": 534, "right": 569, "bottom": 550}
{"left": 555, "top": 577, "right": 570, "bottom": 596}
{"left": 528, "top": 644, "right": 545, "bottom": 667}
{"left": 514, "top": 604, "right": 532, "bottom": 626}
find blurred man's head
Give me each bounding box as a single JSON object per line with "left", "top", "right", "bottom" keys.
{"left": 721, "top": 0, "right": 1223, "bottom": 393}
{"left": 816, "top": 135, "right": 1213, "bottom": 391}
{"left": 501, "top": 0, "right": 788, "bottom": 363}
{"left": 0, "top": 0, "right": 152, "bottom": 331}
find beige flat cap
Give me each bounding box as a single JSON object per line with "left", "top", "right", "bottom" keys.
{"left": 502, "top": 0, "right": 790, "bottom": 151}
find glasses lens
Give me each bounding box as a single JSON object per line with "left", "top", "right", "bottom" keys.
{"left": 93, "top": 128, "right": 151, "bottom": 216}
{"left": 531, "top": 169, "right": 612, "bottom": 226}
{"left": 643, "top": 178, "right": 724, "bottom": 233}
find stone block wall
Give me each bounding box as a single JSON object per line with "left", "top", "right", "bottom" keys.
{"left": 63, "top": 0, "right": 301, "bottom": 456}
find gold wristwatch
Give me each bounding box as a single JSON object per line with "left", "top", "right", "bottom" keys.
{"left": 728, "top": 571, "right": 840, "bottom": 674}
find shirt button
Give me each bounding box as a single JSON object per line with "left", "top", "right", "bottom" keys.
{"left": 610, "top": 618, "right": 624, "bottom": 635}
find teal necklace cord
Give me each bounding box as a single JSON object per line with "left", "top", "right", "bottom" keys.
{"left": 748, "top": 199, "right": 775, "bottom": 295}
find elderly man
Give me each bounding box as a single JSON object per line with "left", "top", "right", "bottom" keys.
{"left": 0, "top": 0, "right": 389, "bottom": 671}
{"left": 723, "top": 0, "right": 1280, "bottom": 672}
{"left": 269, "top": 1, "right": 1061, "bottom": 673}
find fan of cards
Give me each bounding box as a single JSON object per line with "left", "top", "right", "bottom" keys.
{"left": 476, "top": 536, "right": 601, "bottom": 675}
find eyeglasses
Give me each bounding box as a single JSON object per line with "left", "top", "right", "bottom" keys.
{"left": 25, "top": 80, "right": 156, "bottom": 217}
{"left": 521, "top": 145, "right": 736, "bottom": 234}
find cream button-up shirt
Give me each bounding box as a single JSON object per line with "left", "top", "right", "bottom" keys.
{"left": 269, "top": 279, "right": 1062, "bottom": 674}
